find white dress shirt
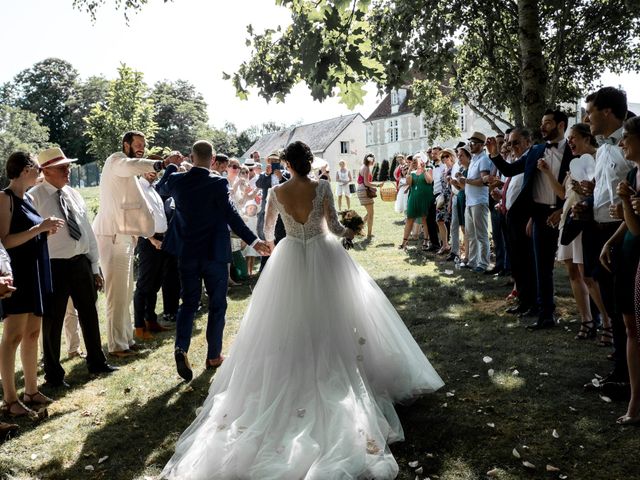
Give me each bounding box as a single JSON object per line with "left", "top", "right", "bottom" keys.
{"left": 533, "top": 140, "right": 565, "bottom": 206}
{"left": 0, "top": 240, "right": 12, "bottom": 275}
{"left": 30, "top": 180, "right": 101, "bottom": 274}
{"left": 138, "top": 177, "right": 167, "bottom": 234}
{"left": 593, "top": 127, "right": 635, "bottom": 223}
{"left": 450, "top": 162, "right": 461, "bottom": 195}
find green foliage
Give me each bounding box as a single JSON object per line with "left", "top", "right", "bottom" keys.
{"left": 151, "top": 79, "right": 211, "bottom": 154}
{"left": 0, "top": 105, "right": 51, "bottom": 187}
{"left": 236, "top": 121, "right": 291, "bottom": 156}
{"left": 1, "top": 58, "right": 80, "bottom": 156}
{"left": 85, "top": 64, "right": 157, "bottom": 164}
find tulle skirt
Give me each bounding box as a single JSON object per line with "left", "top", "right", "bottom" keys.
{"left": 162, "top": 233, "right": 444, "bottom": 479}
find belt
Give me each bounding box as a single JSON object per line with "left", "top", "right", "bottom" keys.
{"left": 51, "top": 254, "right": 87, "bottom": 262}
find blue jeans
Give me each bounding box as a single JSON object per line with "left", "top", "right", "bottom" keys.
{"left": 175, "top": 257, "right": 228, "bottom": 360}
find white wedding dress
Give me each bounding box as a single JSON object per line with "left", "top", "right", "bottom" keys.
{"left": 162, "top": 180, "right": 444, "bottom": 480}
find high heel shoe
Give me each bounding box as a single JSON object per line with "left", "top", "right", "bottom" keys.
{"left": 398, "top": 238, "right": 408, "bottom": 250}
{"left": 23, "top": 391, "right": 53, "bottom": 408}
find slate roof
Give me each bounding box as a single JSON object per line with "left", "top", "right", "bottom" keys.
{"left": 242, "top": 113, "right": 363, "bottom": 158}
{"left": 364, "top": 89, "right": 414, "bottom": 122}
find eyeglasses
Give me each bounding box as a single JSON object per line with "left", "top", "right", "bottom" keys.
{"left": 505, "top": 141, "right": 520, "bottom": 147}
{"left": 468, "top": 140, "right": 484, "bottom": 146}
{"left": 230, "top": 165, "right": 240, "bottom": 170}
{"left": 441, "top": 155, "right": 451, "bottom": 159}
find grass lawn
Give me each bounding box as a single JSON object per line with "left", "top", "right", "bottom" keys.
{"left": 0, "top": 189, "right": 638, "bottom": 479}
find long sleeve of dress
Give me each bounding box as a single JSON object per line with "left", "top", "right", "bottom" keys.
{"left": 264, "top": 189, "right": 279, "bottom": 242}
{"left": 322, "top": 182, "right": 347, "bottom": 237}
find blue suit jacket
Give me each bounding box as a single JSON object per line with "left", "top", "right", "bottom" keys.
{"left": 162, "top": 168, "right": 257, "bottom": 262}
{"left": 490, "top": 143, "right": 575, "bottom": 214}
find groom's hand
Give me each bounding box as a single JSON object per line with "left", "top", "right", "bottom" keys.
{"left": 254, "top": 240, "right": 272, "bottom": 256}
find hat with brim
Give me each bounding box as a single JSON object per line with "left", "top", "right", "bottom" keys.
{"left": 467, "top": 131, "right": 487, "bottom": 143}
{"left": 311, "top": 157, "right": 328, "bottom": 169}
{"left": 38, "top": 147, "right": 77, "bottom": 168}
{"left": 244, "top": 159, "right": 256, "bottom": 167}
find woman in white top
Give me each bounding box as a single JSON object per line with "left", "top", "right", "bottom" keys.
{"left": 335, "top": 160, "right": 352, "bottom": 210}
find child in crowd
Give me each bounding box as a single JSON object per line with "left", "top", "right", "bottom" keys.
{"left": 242, "top": 201, "right": 260, "bottom": 276}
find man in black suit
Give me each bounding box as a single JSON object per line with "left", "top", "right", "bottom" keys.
{"left": 163, "top": 141, "right": 271, "bottom": 381}
{"left": 487, "top": 110, "right": 575, "bottom": 329}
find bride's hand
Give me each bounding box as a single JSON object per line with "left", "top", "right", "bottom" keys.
{"left": 344, "top": 228, "right": 355, "bottom": 240}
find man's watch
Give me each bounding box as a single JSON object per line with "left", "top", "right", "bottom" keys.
{"left": 153, "top": 160, "right": 164, "bottom": 172}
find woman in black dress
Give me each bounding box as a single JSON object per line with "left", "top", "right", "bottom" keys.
{"left": 0, "top": 152, "right": 64, "bottom": 418}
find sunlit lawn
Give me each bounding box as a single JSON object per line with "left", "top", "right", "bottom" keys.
{"left": 0, "top": 189, "right": 638, "bottom": 479}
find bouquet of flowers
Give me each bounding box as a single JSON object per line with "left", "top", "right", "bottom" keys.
{"left": 338, "top": 210, "right": 365, "bottom": 250}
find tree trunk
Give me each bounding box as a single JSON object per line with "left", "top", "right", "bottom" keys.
{"left": 517, "top": 0, "right": 547, "bottom": 136}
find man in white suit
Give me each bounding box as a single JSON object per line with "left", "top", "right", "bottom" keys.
{"left": 93, "top": 131, "right": 181, "bottom": 357}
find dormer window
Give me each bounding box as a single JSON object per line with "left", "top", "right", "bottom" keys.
{"left": 391, "top": 90, "right": 399, "bottom": 106}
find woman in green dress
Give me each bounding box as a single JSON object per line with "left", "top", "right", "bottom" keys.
{"left": 399, "top": 155, "right": 434, "bottom": 250}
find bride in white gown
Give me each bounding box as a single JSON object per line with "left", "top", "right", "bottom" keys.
{"left": 162, "top": 141, "right": 444, "bottom": 480}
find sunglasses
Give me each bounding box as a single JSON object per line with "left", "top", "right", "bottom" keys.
{"left": 230, "top": 165, "right": 240, "bottom": 170}
{"left": 468, "top": 140, "right": 484, "bottom": 146}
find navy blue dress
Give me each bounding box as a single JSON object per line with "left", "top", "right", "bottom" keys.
{"left": 1, "top": 189, "right": 52, "bottom": 317}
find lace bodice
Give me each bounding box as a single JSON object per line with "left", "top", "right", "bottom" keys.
{"left": 264, "top": 180, "right": 347, "bottom": 242}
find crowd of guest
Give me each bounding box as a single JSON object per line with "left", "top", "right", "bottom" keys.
{"left": 382, "top": 86, "right": 639, "bottom": 426}
{"left": 1, "top": 85, "right": 639, "bottom": 439}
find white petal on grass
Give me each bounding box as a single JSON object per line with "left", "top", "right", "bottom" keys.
{"left": 415, "top": 466, "right": 424, "bottom": 474}
{"left": 85, "top": 465, "right": 94, "bottom": 471}
{"left": 539, "top": 372, "right": 549, "bottom": 376}
{"left": 512, "top": 448, "right": 521, "bottom": 458}
{"left": 559, "top": 475, "right": 568, "bottom": 479}
{"left": 30, "top": 454, "right": 38, "bottom": 460}
{"left": 600, "top": 395, "right": 613, "bottom": 403}
{"left": 487, "top": 423, "right": 495, "bottom": 428}
{"left": 42, "top": 434, "right": 51, "bottom": 440}
{"left": 512, "top": 369, "right": 519, "bottom": 376}
{"left": 98, "top": 456, "right": 109, "bottom": 464}
{"left": 522, "top": 461, "right": 536, "bottom": 469}
{"left": 546, "top": 465, "right": 561, "bottom": 472}
{"left": 483, "top": 356, "right": 493, "bottom": 364}
{"left": 552, "top": 429, "right": 560, "bottom": 438}
{"left": 488, "top": 369, "right": 495, "bottom": 377}
{"left": 446, "top": 391, "right": 455, "bottom": 397}
{"left": 408, "top": 461, "right": 419, "bottom": 468}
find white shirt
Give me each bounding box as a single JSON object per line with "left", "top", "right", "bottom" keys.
{"left": 432, "top": 163, "right": 446, "bottom": 195}
{"left": 138, "top": 177, "right": 167, "bottom": 234}
{"left": 30, "top": 180, "right": 101, "bottom": 274}
{"left": 450, "top": 162, "right": 461, "bottom": 195}
{"left": 593, "top": 127, "right": 635, "bottom": 223}
{"left": 505, "top": 149, "right": 529, "bottom": 211}
{"left": 532, "top": 139, "right": 565, "bottom": 206}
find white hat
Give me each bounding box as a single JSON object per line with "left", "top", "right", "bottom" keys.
{"left": 38, "top": 147, "right": 77, "bottom": 168}
{"left": 244, "top": 200, "right": 258, "bottom": 212}
{"left": 244, "top": 158, "right": 256, "bottom": 167}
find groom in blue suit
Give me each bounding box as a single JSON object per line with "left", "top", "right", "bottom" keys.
{"left": 163, "top": 140, "right": 271, "bottom": 381}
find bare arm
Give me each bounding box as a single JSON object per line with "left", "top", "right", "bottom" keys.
{"left": 0, "top": 193, "right": 63, "bottom": 249}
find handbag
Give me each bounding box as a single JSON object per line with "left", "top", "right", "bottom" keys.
{"left": 560, "top": 214, "right": 587, "bottom": 246}
{"left": 365, "top": 186, "right": 377, "bottom": 198}
{"left": 348, "top": 183, "right": 356, "bottom": 194}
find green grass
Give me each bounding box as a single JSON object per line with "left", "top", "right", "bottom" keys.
{"left": 0, "top": 192, "right": 638, "bottom": 479}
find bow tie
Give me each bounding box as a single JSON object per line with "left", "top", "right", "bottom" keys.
{"left": 546, "top": 142, "right": 559, "bottom": 149}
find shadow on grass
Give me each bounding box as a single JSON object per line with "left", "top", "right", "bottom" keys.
{"left": 34, "top": 371, "right": 216, "bottom": 479}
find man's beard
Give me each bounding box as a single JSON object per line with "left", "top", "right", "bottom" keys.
{"left": 542, "top": 126, "right": 559, "bottom": 141}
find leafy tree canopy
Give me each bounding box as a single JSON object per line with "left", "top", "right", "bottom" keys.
{"left": 85, "top": 64, "right": 157, "bottom": 164}
{"left": 72, "top": 0, "right": 640, "bottom": 138}
{"left": 0, "top": 105, "right": 51, "bottom": 186}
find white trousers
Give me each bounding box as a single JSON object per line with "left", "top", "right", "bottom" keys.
{"left": 39, "top": 298, "right": 82, "bottom": 355}
{"left": 97, "top": 234, "right": 136, "bottom": 352}
{"left": 465, "top": 203, "right": 490, "bottom": 270}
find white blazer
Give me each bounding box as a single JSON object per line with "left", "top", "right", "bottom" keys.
{"left": 92, "top": 152, "right": 158, "bottom": 237}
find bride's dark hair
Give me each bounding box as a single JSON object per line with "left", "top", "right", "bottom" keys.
{"left": 284, "top": 141, "right": 313, "bottom": 176}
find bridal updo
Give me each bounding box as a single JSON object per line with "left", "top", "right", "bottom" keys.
{"left": 284, "top": 141, "right": 312, "bottom": 176}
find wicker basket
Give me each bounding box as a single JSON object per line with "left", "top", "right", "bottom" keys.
{"left": 379, "top": 182, "right": 397, "bottom": 202}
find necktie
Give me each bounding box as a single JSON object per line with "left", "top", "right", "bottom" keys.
{"left": 546, "top": 142, "right": 559, "bottom": 149}
{"left": 58, "top": 190, "right": 82, "bottom": 241}
{"left": 500, "top": 176, "right": 512, "bottom": 214}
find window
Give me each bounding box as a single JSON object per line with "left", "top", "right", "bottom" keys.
{"left": 388, "top": 119, "right": 399, "bottom": 143}
{"left": 420, "top": 113, "right": 428, "bottom": 138}
{"left": 391, "top": 90, "right": 399, "bottom": 105}
{"left": 366, "top": 125, "right": 373, "bottom": 145}
{"left": 458, "top": 104, "right": 466, "bottom": 131}
{"left": 340, "top": 141, "right": 349, "bottom": 154}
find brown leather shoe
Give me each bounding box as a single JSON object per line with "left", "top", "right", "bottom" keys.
{"left": 145, "top": 320, "right": 171, "bottom": 333}
{"left": 0, "top": 421, "right": 19, "bottom": 440}
{"left": 134, "top": 328, "right": 154, "bottom": 340}
{"left": 109, "top": 349, "right": 137, "bottom": 358}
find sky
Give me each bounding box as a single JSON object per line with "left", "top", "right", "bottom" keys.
{"left": 1, "top": 0, "right": 639, "bottom": 132}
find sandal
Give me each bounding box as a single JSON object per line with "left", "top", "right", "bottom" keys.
{"left": 1, "top": 400, "right": 38, "bottom": 419}
{"left": 421, "top": 241, "right": 428, "bottom": 251}
{"left": 575, "top": 321, "right": 596, "bottom": 340}
{"left": 597, "top": 327, "right": 614, "bottom": 347}
{"left": 23, "top": 391, "right": 53, "bottom": 408}
{"left": 437, "top": 246, "right": 451, "bottom": 255}
{"left": 398, "top": 238, "right": 408, "bottom": 250}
